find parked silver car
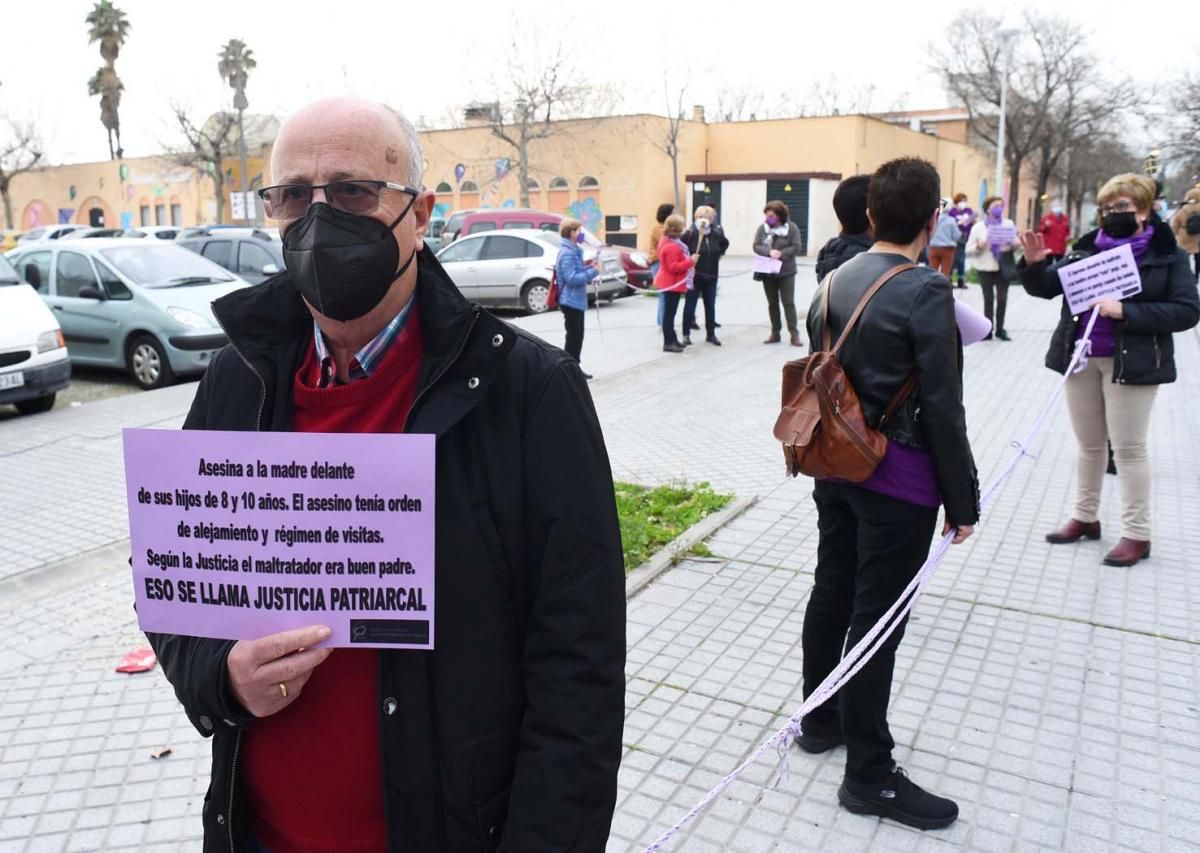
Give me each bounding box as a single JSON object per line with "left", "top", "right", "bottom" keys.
{"left": 435, "top": 229, "right": 626, "bottom": 313}
{"left": 6, "top": 239, "right": 247, "bottom": 389}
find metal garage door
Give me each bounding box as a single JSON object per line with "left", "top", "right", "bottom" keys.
{"left": 766, "top": 179, "right": 809, "bottom": 254}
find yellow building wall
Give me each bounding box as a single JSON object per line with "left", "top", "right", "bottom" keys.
{"left": 418, "top": 115, "right": 708, "bottom": 253}
{"left": 9, "top": 113, "right": 1051, "bottom": 241}
{"left": 7, "top": 156, "right": 214, "bottom": 231}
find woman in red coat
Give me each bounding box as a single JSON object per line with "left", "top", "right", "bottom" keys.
{"left": 654, "top": 214, "right": 697, "bottom": 353}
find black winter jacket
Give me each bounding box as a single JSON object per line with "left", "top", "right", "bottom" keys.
{"left": 145, "top": 250, "right": 626, "bottom": 853}
{"left": 815, "top": 232, "right": 873, "bottom": 282}
{"left": 681, "top": 224, "right": 730, "bottom": 283}
{"left": 1021, "top": 225, "right": 1200, "bottom": 384}
{"left": 807, "top": 252, "right": 980, "bottom": 526}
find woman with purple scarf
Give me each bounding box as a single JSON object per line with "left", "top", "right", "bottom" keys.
{"left": 966, "top": 196, "right": 1020, "bottom": 340}
{"left": 1021, "top": 173, "right": 1199, "bottom": 567}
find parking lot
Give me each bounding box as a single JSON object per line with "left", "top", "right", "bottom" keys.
{"left": 0, "top": 368, "right": 152, "bottom": 422}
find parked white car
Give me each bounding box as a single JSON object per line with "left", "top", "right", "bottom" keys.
{"left": 0, "top": 253, "right": 70, "bottom": 414}
{"left": 16, "top": 224, "right": 93, "bottom": 243}
{"left": 435, "top": 229, "right": 627, "bottom": 313}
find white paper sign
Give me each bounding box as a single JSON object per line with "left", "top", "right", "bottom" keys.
{"left": 752, "top": 255, "right": 783, "bottom": 275}
{"left": 228, "top": 191, "right": 256, "bottom": 222}
{"left": 1057, "top": 244, "right": 1143, "bottom": 315}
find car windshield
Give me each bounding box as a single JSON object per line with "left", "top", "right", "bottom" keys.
{"left": 99, "top": 245, "right": 236, "bottom": 287}
{"left": 0, "top": 254, "right": 18, "bottom": 283}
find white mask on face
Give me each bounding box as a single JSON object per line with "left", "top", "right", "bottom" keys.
{"left": 695, "top": 217, "right": 711, "bottom": 231}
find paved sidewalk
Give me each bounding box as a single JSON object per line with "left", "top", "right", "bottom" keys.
{"left": 2, "top": 261, "right": 1199, "bottom": 852}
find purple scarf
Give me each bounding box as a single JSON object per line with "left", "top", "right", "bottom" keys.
{"left": 1094, "top": 224, "right": 1155, "bottom": 261}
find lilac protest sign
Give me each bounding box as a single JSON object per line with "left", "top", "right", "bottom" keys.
{"left": 752, "top": 255, "right": 783, "bottom": 275}
{"left": 1057, "top": 243, "right": 1143, "bottom": 315}
{"left": 123, "top": 428, "right": 435, "bottom": 649}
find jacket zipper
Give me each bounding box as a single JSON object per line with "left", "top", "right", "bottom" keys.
{"left": 404, "top": 308, "right": 481, "bottom": 432}
{"left": 1116, "top": 331, "right": 1126, "bottom": 383}
{"left": 214, "top": 313, "right": 267, "bottom": 431}
{"left": 1154, "top": 338, "right": 1162, "bottom": 370}
{"left": 227, "top": 729, "right": 242, "bottom": 852}
{"left": 213, "top": 312, "right": 261, "bottom": 853}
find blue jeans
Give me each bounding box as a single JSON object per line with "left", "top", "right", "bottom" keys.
{"left": 661, "top": 291, "right": 682, "bottom": 345}
{"left": 952, "top": 243, "right": 966, "bottom": 284}
{"left": 651, "top": 262, "right": 665, "bottom": 324}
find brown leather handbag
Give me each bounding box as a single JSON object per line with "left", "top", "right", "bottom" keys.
{"left": 774, "top": 263, "right": 918, "bottom": 482}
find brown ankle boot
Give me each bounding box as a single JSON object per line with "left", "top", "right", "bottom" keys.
{"left": 790, "top": 332, "right": 804, "bottom": 347}
{"left": 1103, "top": 538, "right": 1150, "bottom": 567}
{"left": 1045, "top": 519, "right": 1101, "bottom": 544}
{"left": 764, "top": 332, "right": 781, "bottom": 344}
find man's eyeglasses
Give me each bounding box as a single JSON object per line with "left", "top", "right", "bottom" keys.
{"left": 1098, "top": 200, "right": 1137, "bottom": 217}
{"left": 257, "top": 180, "right": 419, "bottom": 220}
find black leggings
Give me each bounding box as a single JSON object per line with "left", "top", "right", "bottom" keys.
{"left": 560, "top": 306, "right": 584, "bottom": 362}
{"left": 978, "top": 270, "right": 1009, "bottom": 334}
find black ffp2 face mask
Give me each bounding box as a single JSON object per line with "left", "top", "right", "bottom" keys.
{"left": 1101, "top": 211, "right": 1140, "bottom": 240}
{"left": 282, "top": 197, "right": 417, "bottom": 322}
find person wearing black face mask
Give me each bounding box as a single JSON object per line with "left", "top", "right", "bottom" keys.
{"left": 1021, "top": 173, "right": 1200, "bottom": 569}
{"left": 142, "top": 97, "right": 624, "bottom": 853}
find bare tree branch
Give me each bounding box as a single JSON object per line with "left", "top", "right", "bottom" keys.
{"left": 0, "top": 117, "right": 44, "bottom": 229}
{"left": 165, "top": 105, "right": 238, "bottom": 222}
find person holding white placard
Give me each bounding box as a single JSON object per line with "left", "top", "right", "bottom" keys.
{"left": 966, "top": 196, "right": 1020, "bottom": 341}
{"left": 753, "top": 200, "right": 805, "bottom": 346}
{"left": 1020, "top": 173, "right": 1199, "bottom": 567}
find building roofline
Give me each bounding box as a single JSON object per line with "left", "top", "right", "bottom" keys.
{"left": 686, "top": 171, "right": 843, "bottom": 182}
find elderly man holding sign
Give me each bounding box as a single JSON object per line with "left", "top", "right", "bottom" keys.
{"left": 142, "top": 98, "right": 625, "bottom": 852}
{"left": 1020, "top": 173, "right": 1199, "bottom": 567}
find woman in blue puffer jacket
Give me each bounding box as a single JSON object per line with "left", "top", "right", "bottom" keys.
{"left": 555, "top": 217, "right": 599, "bottom": 379}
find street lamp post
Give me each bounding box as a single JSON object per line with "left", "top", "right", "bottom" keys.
{"left": 994, "top": 28, "right": 1020, "bottom": 200}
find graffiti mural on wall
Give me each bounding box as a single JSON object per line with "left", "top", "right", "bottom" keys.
{"left": 568, "top": 197, "right": 602, "bottom": 234}
{"left": 432, "top": 202, "right": 451, "bottom": 220}
{"left": 21, "top": 201, "right": 50, "bottom": 229}
{"left": 58, "top": 209, "right": 74, "bottom": 224}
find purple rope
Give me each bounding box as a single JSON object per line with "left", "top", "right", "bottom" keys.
{"left": 643, "top": 311, "right": 1100, "bottom": 852}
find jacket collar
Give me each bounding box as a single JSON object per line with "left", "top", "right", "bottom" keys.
{"left": 1073, "top": 219, "right": 1178, "bottom": 263}
{"left": 212, "top": 246, "right": 477, "bottom": 363}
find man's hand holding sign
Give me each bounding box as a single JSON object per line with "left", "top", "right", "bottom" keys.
{"left": 227, "top": 624, "right": 332, "bottom": 716}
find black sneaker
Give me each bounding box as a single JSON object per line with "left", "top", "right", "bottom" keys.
{"left": 794, "top": 729, "right": 843, "bottom": 754}
{"left": 682, "top": 336, "right": 693, "bottom": 346}
{"left": 996, "top": 330, "right": 1011, "bottom": 341}
{"left": 838, "top": 766, "right": 958, "bottom": 830}
{"left": 581, "top": 372, "right": 594, "bottom": 381}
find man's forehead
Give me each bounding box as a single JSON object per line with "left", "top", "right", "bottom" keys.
{"left": 272, "top": 111, "right": 403, "bottom": 183}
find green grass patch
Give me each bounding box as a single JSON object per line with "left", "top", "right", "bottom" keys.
{"left": 615, "top": 481, "right": 733, "bottom": 572}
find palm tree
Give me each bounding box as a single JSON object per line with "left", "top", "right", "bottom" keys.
{"left": 85, "top": 0, "right": 131, "bottom": 160}
{"left": 218, "top": 39, "right": 256, "bottom": 222}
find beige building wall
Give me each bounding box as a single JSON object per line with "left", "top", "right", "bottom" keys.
{"left": 10, "top": 112, "right": 1052, "bottom": 248}
{"left": 6, "top": 156, "right": 214, "bottom": 232}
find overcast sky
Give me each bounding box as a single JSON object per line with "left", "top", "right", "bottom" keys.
{"left": 3, "top": 0, "right": 1195, "bottom": 165}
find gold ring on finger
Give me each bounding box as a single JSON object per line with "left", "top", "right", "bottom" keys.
{"left": 278, "top": 682, "right": 288, "bottom": 699}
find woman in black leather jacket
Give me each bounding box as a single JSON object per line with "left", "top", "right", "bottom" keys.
{"left": 1020, "top": 172, "right": 1199, "bottom": 567}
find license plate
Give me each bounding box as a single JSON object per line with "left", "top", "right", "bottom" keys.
{"left": 0, "top": 371, "right": 24, "bottom": 391}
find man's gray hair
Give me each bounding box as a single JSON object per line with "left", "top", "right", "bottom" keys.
{"left": 386, "top": 106, "right": 425, "bottom": 188}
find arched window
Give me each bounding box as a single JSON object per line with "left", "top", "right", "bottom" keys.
{"left": 525, "top": 177, "right": 541, "bottom": 191}
{"left": 578, "top": 175, "right": 599, "bottom": 189}
{"left": 461, "top": 180, "right": 479, "bottom": 192}
{"left": 435, "top": 181, "right": 453, "bottom": 193}
{"left": 549, "top": 177, "right": 569, "bottom": 189}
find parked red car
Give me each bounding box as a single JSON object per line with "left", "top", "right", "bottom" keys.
{"left": 442, "top": 208, "right": 652, "bottom": 292}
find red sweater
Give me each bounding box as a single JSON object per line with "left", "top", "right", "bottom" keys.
{"left": 653, "top": 236, "right": 694, "bottom": 292}
{"left": 1039, "top": 213, "right": 1071, "bottom": 255}
{"left": 243, "top": 308, "right": 424, "bottom": 852}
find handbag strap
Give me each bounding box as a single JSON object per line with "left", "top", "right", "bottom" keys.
{"left": 822, "top": 263, "right": 917, "bottom": 354}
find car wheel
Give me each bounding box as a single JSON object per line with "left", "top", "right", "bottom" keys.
{"left": 521, "top": 279, "right": 552, "bottom": 314}
{"left": 127, "top": 334, "right": 175, "bottom": 390}
{"left": 604, "top": 295, "right": 616, "bottom": 305}
{"left": 14, "top": 393, "right": 55, "bottom": 415}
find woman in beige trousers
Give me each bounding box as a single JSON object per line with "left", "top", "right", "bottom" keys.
{"left": 1020, "top": 174, "right": 1200, "bottom": 566}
